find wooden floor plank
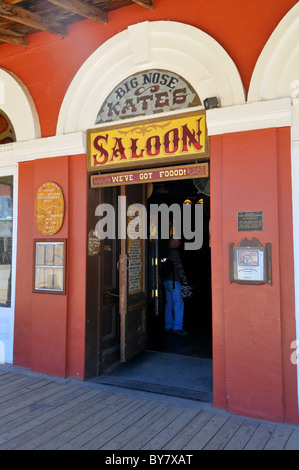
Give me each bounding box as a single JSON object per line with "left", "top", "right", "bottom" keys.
{"left": 0, "top": 380, "right": 73, "bottom": 413}
{"left": 80, "top": 400, "right": 162, "bottom": 450}
{"left": 0, "top": 372, "right": 23, "bottom": 384}
{"left": 263, "top": 425, "right": 293, "bottom": 450}
{"left": 0, "top": 386, "right": 106, "bottom": 439}
{"left": 0, "top": 376, "right": 43, "bottom": 399}
{"left": 120, "top": 406, "right": 188, "bottom": 450}
{"left": 18, "top": 391, "right": 117, "bottom": 450}
{"left": 1, "top": 364, "right": 299, "bottom": 451}
{"left": 96, "top": 402, "right": 168, "bottom": 450}
{"left": 0, "top": 384, "right": 91, "bottom": 432}
{"left": 141, "top": 407, "right": 201, "bottom": 450}
{"left": 223, "top": 419, "right": 260, "bottom": 450}
{"left": 183, "top": 412, "right": 230, "bottom": 450}
{"left": 111, "top": 404, "right": 184, "bottom": 450}
{"left": 58, "top": 397, "right": 143, "bottom": 450}
{"left": 0, "top": 383, "right": 75, "bottom": 426}
{"left": 284, "top": 428, "right": 299, "bottom": 450}
{"left": 0, "top": 386, "right": 94, "bottom": 447}
{"left": 35, "top": 394, "right": 119, "bottom": 450}
{"left": 162, "top": 410, "right": 215, "bottom": 449}
{"left": 0, "top": 378, "right": 54, "bottom": 407}
{"left": 244, "top": 422, "right": 276, "bottom": 450}
{"left": 0, "top": 388, "right": 101, "bottom": 449}
{"left": 203, "top": 415, "right": 244, "bottom": 450}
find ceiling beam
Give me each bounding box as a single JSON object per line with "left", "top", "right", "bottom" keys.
{"left": 132, "top": 0, "right": 153, "bottom": 10}
{"left": 0, "top": 0, "right": 67, "bottom": 36}
{"left": 0, "top": 27, "right": 27, "bottom": 46}
{"left": 46, "top": 0, "right": 107, "bottom": 24}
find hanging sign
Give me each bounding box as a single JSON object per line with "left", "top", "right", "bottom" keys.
{"left": 87, "top": 111, "right": 209, "bottom": 173}
{"left": 88, "top": 229, "right": 100, "bottom": 256}
{"left": 35, "top": 182, "right": 64, "bottom": 235}
{"left": 127, "top": 216, "right": 143, "bottom": 295}
{"left": 90, "top": 162, "right": 208, "bottom": 188}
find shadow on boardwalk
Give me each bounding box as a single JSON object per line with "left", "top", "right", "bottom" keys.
{"left": 0, "top": 363, "right": 298, "bottom": 451}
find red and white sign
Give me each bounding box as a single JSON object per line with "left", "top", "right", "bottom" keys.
{"left": 90, "top": 162, "right": 208, "bottom": 188}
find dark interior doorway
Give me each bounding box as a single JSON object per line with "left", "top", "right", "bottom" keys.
{"left": 147, "top": 178, "right": 212, "bottom": 359}
{"left": 91, "top": 177, "right": 213, "bottom": 402}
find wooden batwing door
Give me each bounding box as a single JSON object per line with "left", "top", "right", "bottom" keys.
{"left": 98, "top": 186, "right": 120, "bottom": 372}
{"left": 119, "top": 184, "right": 147, "bottom": 362}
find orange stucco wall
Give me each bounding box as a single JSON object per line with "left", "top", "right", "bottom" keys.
{"left": 210, "top": 128, "right": 298, "bottom": 423}
{"left": 0, "top": 0, "right": 297, "bottom": 136}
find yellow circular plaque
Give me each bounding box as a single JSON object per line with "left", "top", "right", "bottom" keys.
{"left": 35, "top": 182, "right": 64, "bottom": 235}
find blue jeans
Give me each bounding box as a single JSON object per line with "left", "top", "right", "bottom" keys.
{"left": 163, "top": 280, "right": 184, "bottom": 330}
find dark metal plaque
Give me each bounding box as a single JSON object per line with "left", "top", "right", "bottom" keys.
{"left": 238, "top": 211, "right": 263, "bottom": 232}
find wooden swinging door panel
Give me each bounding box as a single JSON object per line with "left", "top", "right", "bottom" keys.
{"left": 99, "top": 186, "right": 120, "bottom": 371}
{"left": 119, "top": 184, "right": 147, "bottom": 362}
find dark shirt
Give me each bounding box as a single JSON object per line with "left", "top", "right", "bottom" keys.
{"left": 165, "top": 248, "right": 188, "bottom": 285}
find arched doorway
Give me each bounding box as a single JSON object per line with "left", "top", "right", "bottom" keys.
{"left": 57, "top": 20, "right": 245, "bottom": 402}
{"left": 86, "top": 70, "right": 213, "bottom": 400}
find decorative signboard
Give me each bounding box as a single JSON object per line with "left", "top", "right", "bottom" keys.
{"left": 33, "top": 239, "right": 67, "bottom": 294}
{"left": 229, "top": 238, "right": 272, "bottom": 285}
{"left": 95, "top": 69, "right": 201, "bottom": 124}
{"left": 90, "top": 162, "right": 208, "bottom": 188}
{"left": 88, "top": 229, "right": 100, "bottom": 256}
{"left": 127, "top": 210, "right": 144, "bottom": 295}
{"left": 35, "top": 182, "right": 64, "bottom": 235}
{"left": 87, "top": 110, "right": 209, "bottom": 173}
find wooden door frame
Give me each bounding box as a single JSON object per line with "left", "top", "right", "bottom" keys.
{"left": 119, "top": 185, "right": 127, "bottom": 362}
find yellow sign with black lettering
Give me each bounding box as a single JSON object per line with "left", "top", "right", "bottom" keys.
{"left": 87, "top": 111, "right": 209, "bottom": 172}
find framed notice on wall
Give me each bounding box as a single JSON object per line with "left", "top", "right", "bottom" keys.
{"left": 33, "top": 239, "right": 67, "bottom": 294}
{"left": 35, "top": 182, "right": 64, "bottom": 235}
{"left": 229, "top": 237, "right": 272, "bottom": 285}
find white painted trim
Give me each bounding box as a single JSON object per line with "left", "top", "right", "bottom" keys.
{"left": 291, "top": 82, "right": 299, "bottom": 410}
{"left": 0, "top": 164, "right": 18, "bottom": 364}
{"left": 57, "top": 20, "right": 245, "bottom": 135}
{"left": 248, "top": 3, "right": 299, "bottom": 102}
{"left": 13, "top": 132, "right": 86, "bottom": 162}
{"left": 0, "top": 68, "right": 40, "bottom": 141}
{"left": 206, "top": 98, "right": 291, "bottom": 135}
{"left": 128, "top": 21, "right": 150, "bottom": 64}
{"left": 0, "top": 98, "right": 290, "bottom": 165}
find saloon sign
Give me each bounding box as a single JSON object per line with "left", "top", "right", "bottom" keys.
{"left": 87, "top": 111, "right": 209, "bottom": 172}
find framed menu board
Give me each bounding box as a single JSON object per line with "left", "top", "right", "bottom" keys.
{"left": 229, "top": 237, "right": 272, "bottom": 285}
{"left": 33, "top": 239, "right": 67, "bottom": 294}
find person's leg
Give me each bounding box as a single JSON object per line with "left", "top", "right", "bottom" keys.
{"left": 172, "top": 281, "right": 185, "bottom": 330}
{"left": 163, "top": 280, "right": 174, "bottom": 330}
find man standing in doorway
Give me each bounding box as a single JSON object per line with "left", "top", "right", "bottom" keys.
{"left": 163, "top": 238, "right": 189, "bottom": 335}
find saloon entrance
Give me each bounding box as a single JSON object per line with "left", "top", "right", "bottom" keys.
{"left": 86, "top": 174, "right": 212, "bottom": 400}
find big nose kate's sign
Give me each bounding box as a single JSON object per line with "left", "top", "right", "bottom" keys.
{"left": 87, "top": 111, "right": 209, "bottom": 173}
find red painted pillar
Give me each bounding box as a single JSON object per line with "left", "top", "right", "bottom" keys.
{"left": 210, "top": 128, "right": 298, "bottom": 423}
{"left": 14, "top": 154, "right": 87, "bottom": 379}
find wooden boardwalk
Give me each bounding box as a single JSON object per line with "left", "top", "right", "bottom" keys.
{"left": 0, "top": 363, "right": 299, "bottom": 451}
